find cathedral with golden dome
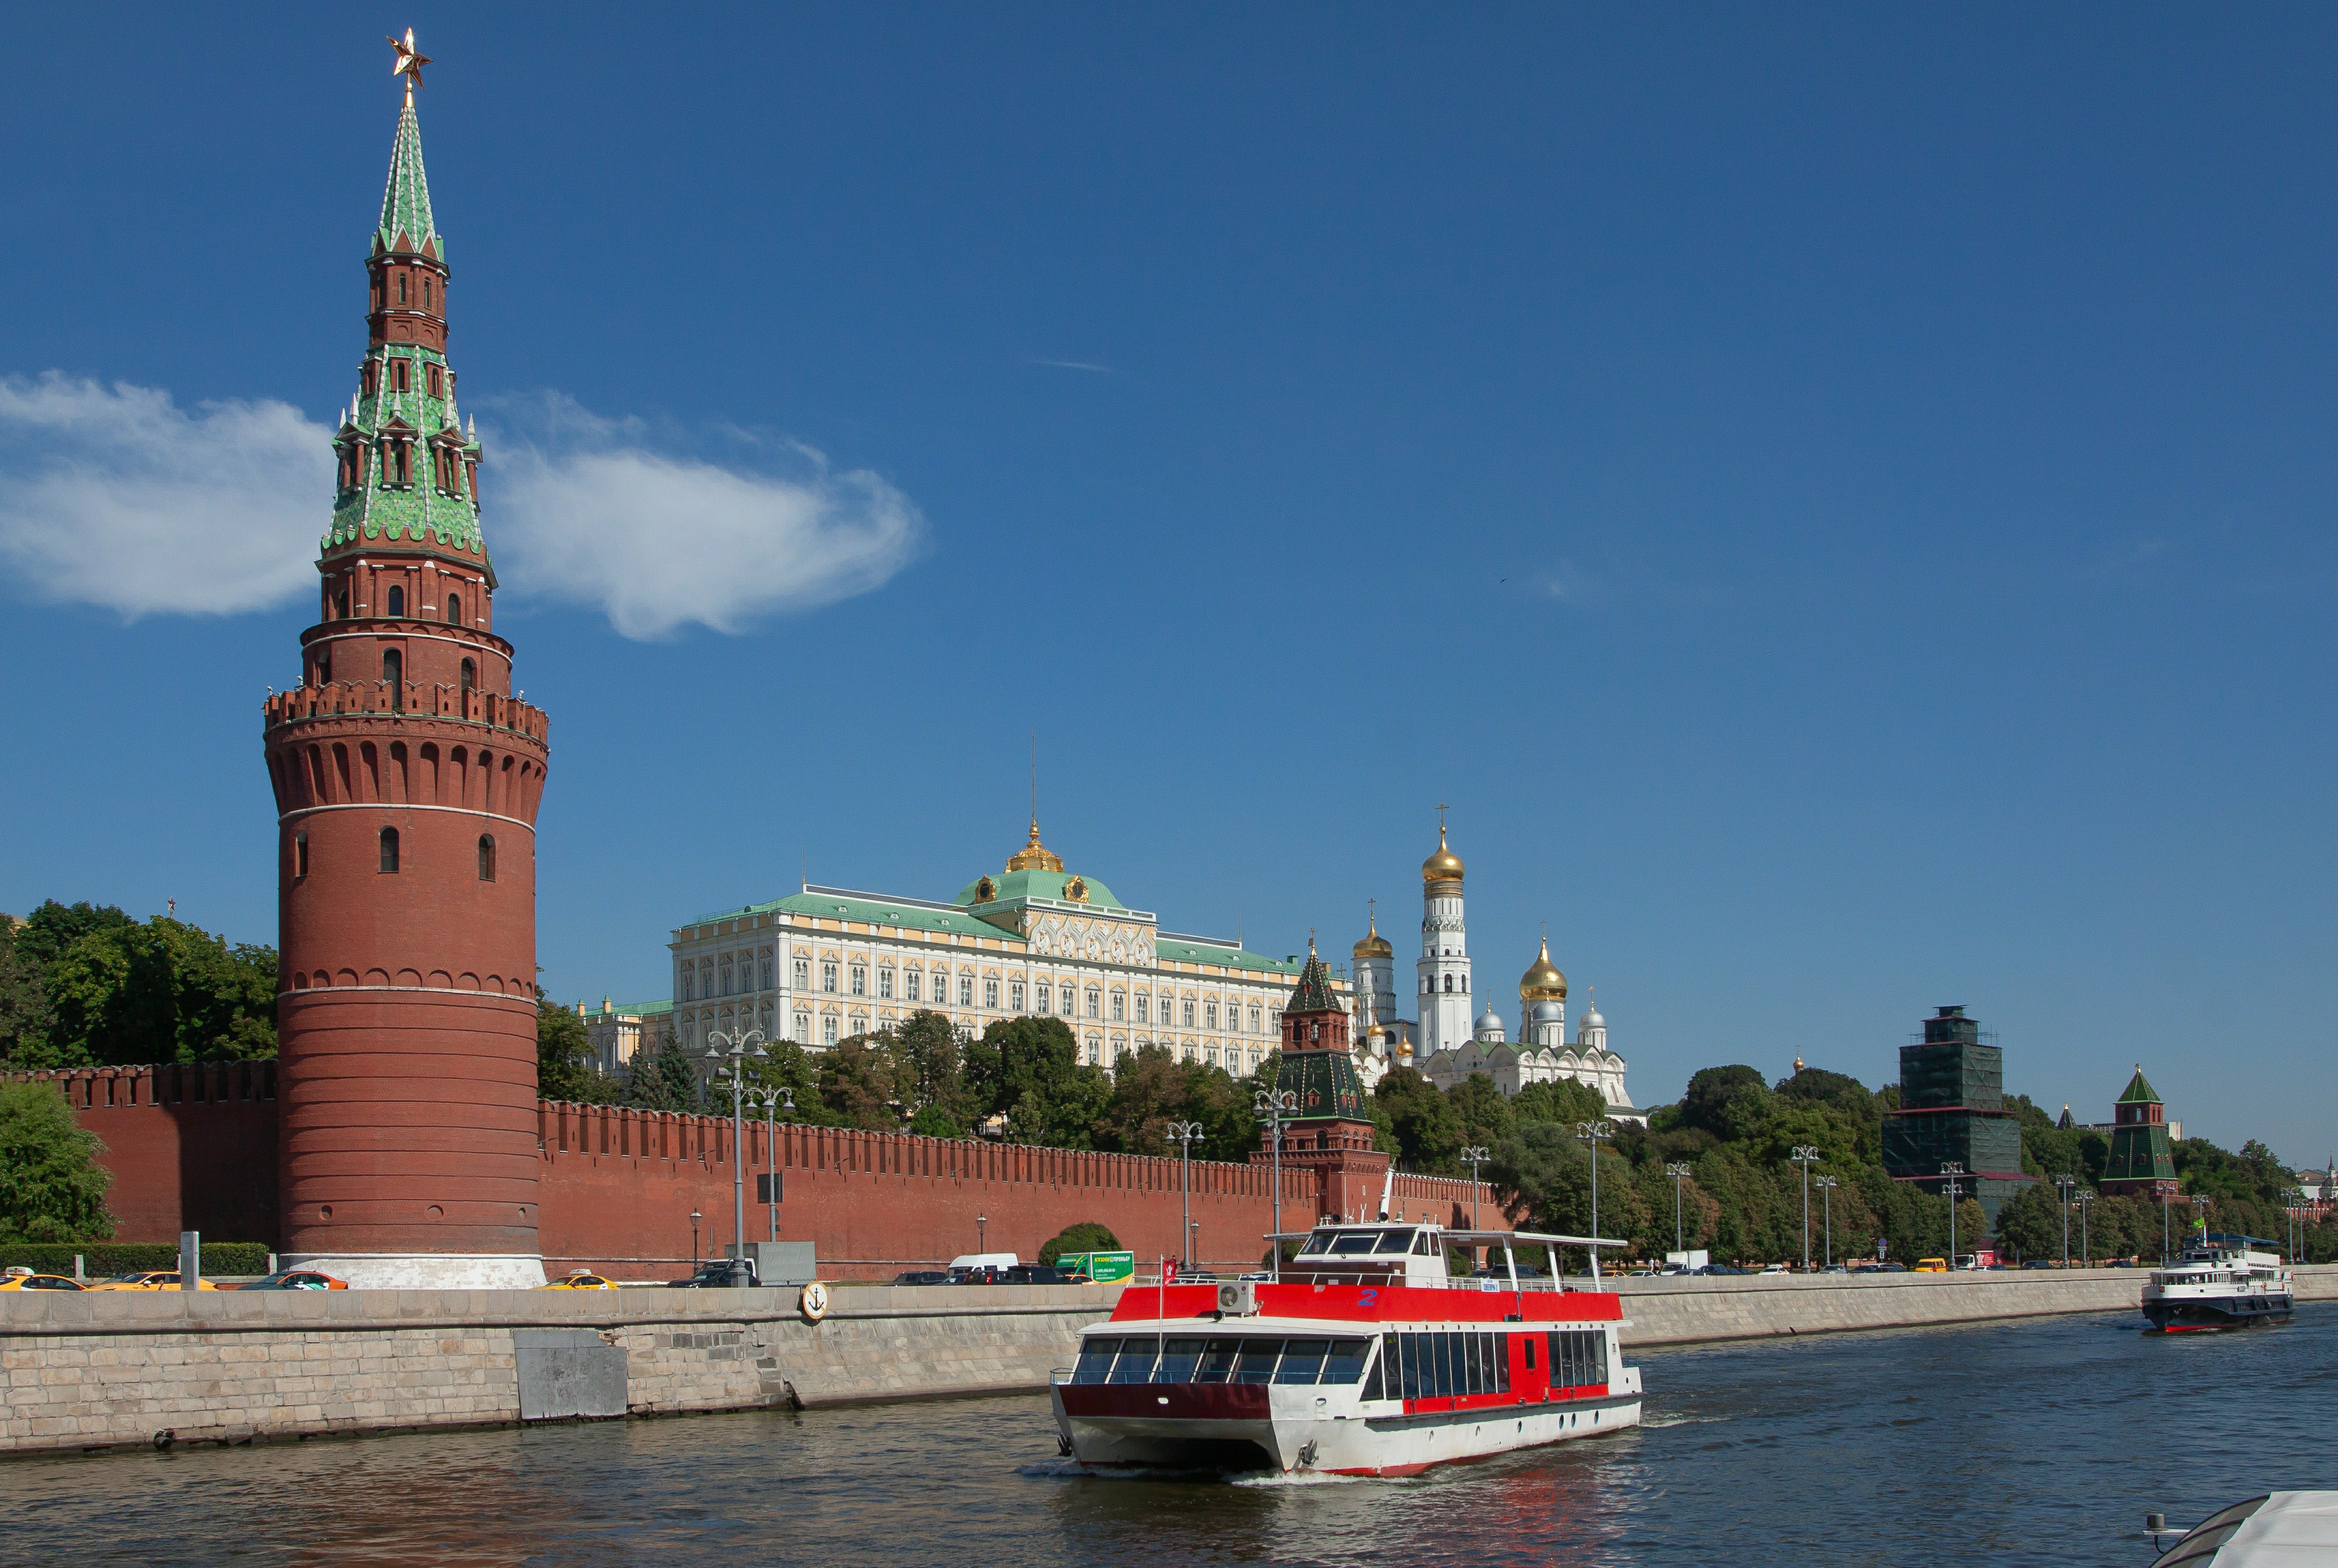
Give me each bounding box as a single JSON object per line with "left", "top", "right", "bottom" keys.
{"left": 1349, "top": 815, "right": 1642, "bottom": 1122}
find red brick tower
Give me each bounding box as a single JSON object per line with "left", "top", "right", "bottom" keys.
{"left": 1256, "top": 942, "right": 1390, "bottom": 1222}
{"left": 260, "top": 59, "right": 552, "bottom": 1287}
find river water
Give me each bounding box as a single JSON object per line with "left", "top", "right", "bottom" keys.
{"left": 4, "top": 1306, "right": 2328, "bottom": 1566}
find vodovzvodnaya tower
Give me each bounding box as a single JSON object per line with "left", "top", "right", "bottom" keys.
{"left": 262, "top": 43, "right": 553, "bottom": 1287}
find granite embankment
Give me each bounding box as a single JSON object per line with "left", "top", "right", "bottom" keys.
{"left": 5, "top": 1267, "right": 2332, "bottom": 1459}
{"left": 1612, "top": 1262, "right": 2338, "bottom": 1345}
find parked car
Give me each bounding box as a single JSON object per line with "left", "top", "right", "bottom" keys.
{"left": 86, "top": 1271, "right": 220, "bottom": 1291}
{"left": 235, "top": 1270, "right": 349, "bottom": 1290}
{"left": 2106, "top": 1259, "right": 2137, "bottom": 1268}
{"left": 1758, "top": 1263, "right": 1791, "bottom": 1275}
{"left": 1871, "top": 1262, "right": 1908, "bottom": 1273}
{"left": 1001, "top": 1264, "right": 1072, "bottom": 1285}
{"left": 946, "top": 1264, "right": 1006, "bottom": 1285}
{"left": 1469, "top": 1264, "right": 1549, "bottom": 1279}
{"left": 536, "top": 1271, "right": 616, "bottom": 1291}
{"left": 0, "top": 1270, "right": 83, "bottom": 1291}
{"left": 668, "top": 1262, "right": 757, "bottom": 1288}
{"left": 1236, "top": 1271, "right": 1274, "bottom": 1282}
{"left": 1913, "top": 1259, "right": 1949, "bottom": 1273}
{"left": 2019, "top": 1260, "right": 2055, "bottom": 1270}
{"left": 1819, "top": 1264, "right": 1849, "bottom": 1275}
{"left": 1696, "top": 1263, "right": 1750, "bottom": 1276}
{"left": 890, "top": 1270, "right": 951, "bottom": 1286}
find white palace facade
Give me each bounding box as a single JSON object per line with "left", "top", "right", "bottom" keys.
{"left": 625, "top": 820, "right": 1340, "bottom": 1077}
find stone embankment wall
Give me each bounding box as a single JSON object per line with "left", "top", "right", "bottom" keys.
{"left": 1612, "top": 1263, "right": 2338, "bottom": 1345}
{"left": 5, "top": 1268, "right": 2332, "bottom": 1461}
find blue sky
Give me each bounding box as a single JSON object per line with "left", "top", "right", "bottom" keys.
{"left": 3, "top": 6, "right": 2332, "bottom": 1164}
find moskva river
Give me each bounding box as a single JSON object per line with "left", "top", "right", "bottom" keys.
{"left": 5, "top": 1307, "right": 2328, "bottom": 1566}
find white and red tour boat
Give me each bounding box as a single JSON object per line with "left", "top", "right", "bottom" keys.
{"left": 1050, "top": 1219, "right": 1641, "bottom": 1476}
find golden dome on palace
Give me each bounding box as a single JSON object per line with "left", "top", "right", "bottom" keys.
{"left": 1353, "top": 915, "right": 1393, "bottom": 959}
{"left": 1519, "top": 935, "right": 1567, "bottom": 1000}
{"left": 1420, "top": 824, "right": 1465, "bottom": 884}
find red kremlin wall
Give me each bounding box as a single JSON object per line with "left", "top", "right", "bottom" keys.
{"left": 13, "top": 1066, "right": 1501, "bottom": 1278}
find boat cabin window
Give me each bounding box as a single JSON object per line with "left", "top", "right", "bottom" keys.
{"left": 1298, "top": 1232, "right": 1335, "bottom": 1256}
{"left": 1414, "top": 1233, "right": 1440, "bottom": 1256}
{"left": 1081, "top": 1335, "right": 1373, "bottom": 1386}
{"left": 1374, "top": 1230, "right": 1417, "bottom": 1254}
{"left": 1547, "top": 1328, "right": 1609, "bottom": 1391}
{"left": 1329, "top": 1232, "right": 1383, "bottom": 1256}
{"left": 1387, "top": 1330, "right": 1514, "bottom": 1400}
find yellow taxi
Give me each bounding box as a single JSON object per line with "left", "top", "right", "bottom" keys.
{"left": 86, "top": 1271, "right": 221, "bottom": 1291}
{"left": 1913, "top": 1258, "right": 1950, "bottom": 1274}
{"left": 0, "top": 1269, "right": 84, "bottom": 1291}
{"left": 539, "top": 1270, "right": 619, "bottom": 1290}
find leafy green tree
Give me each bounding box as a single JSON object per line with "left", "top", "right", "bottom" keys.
{"left": 36, "top": 910, "right": 275, "bottom": 1067}
{"left": 625, "top": 1029, "right": 704, "bottom": 1112}
{"left": 0, "top": 1081, "right": 115, "bottom": 1242}
{"left": 1374, "top": 1065, "right": 1460, "bottom": 1173}
{"left": 536, "top": 994, "right": 595, "bottom": 1104}
{"left": 965, "top": 1017, "right": 1112, "bottom": 1149}
{"left": 894, "top": 1010, "right": 976, "bottom": 1128}
{"left": 0, "top": 919, "right": 57, "bottom": 1070}
{"left": 1510, "top": 1077, "right": 1608, "bottom": 1129}
{"left": 1448, "top": 1075, "right": 1515, "bottom": 1151}
{"left": 1039, "top": 1221, "right": 1121, "bottom": 1266}
{"left": 820, "top": 1035, "right": 911, "bottom": 1129}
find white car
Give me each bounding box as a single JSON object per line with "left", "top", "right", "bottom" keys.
{"left": 1759, "top": 1263, "right": 1791, "bottom": 1275}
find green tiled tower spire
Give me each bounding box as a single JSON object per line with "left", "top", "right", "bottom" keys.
{"left": 377, "top": 94, "right": 439, "bottom": 254}
{"left": 321, "top": 89, "right": 489, "bottom": 576}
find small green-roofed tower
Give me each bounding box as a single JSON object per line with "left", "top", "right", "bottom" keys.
{"left": 2102, "top": 1065, "right": 2178, "bottom": 1197}
{"left": 1256, "top": 940, "right": 1390, "bottom": 1223}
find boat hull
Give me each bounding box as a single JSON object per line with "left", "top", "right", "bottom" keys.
{"left": 1054, "top": 1377, "right": 1642, "bottom": 1476}
{"left": 2142, "top": 1292, "right": 2294, "bottom": 1332}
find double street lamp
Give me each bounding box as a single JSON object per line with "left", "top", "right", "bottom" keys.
{"left": 2073, "top": 1187, "right": 2096, "bottom": 1267}
{"left": 1167, "top": 1120, "right": 1203, "bottom": 1269}
{"left": 704, "top": 1027, "right": 768, "bottom": 1277}
{"left": 1664, "top": 1163, "right": 1692, "bottom": 1260}
{"left": 2053, "top": 1174, "right": 2078, "bottom": 1268}
{"left": 1791, "top": 1147, "right": 1821, "bottom": 1271}
{"left": 1941, "top": 1163, "right": 1966, "bottom": 1267}
{"left": 1813, "top": 1175, "right": 1839, "bottom": 1268}
{"left": 1575, "top": 1120, "right": 1614, "bottom": 1286}
{"left": 1255, "top": 1088, "right": 1297, "bottom": 1278}
{"left": 759, "top": 1086, "right": 794, "bottom": 1242}
{"left": 1460, "top": 1145, "right": 1490, "bottom": 1232}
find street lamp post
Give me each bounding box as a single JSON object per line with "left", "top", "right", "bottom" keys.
{"left": 1814, "top": 1175, "right": 1839, "bottom": 1267}
{"left": 761, "top": 1087, "right": 792, "bottom": 1242}
{"left": 1664, "top": 1163, "right": 1691, "bottom": 1259}
{"left": 2188, "top": 1195, "right": 2210, "bottom": 1255}
{"left": 1255, "top": 1088, "right": 1297, "bottom": 1278}
{"left": 1791, "top": 1147, "right": 1821, "bottom": 1271}
{"left": 1166, "top": 1120, "right": 1203, "bottom": 1269}
{"left": 2074, "top": 1188, "right": 2095, "bottom": 1267}
{"left": 2052, "top": 1175, "right": 2077, "bottom": 1268}
{"left": 1460, "top": 1145, "right": 1490, "bottom": 1232}
{"left": 1941, "top": 1163, "right": 1966, "bottom": 1267}
{"left": 704, "top": 1027, "right": 768, "bottom": 1277}
{"left": 1575, "top": 1121, "right": 1614, "bottom": 1286}
{"left": 978, "top": 1213, "right": 988, "bottom": 1255}
{"left": 2284, "top": 1189, "right": 2306, "bottom": 1263}
{"left": 690, "top": 1209, "right": 702, "bottom": 1270}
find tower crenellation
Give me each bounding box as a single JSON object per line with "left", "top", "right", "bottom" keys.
{"left": 263, "top": 48, "right": 552, "bottom": 1289}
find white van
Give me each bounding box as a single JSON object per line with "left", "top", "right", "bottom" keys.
{"left": 947, "top": 1252, "right": 1019, "bottom": 1281}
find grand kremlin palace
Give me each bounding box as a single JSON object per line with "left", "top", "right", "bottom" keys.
{"left": 587, "top": 820, "right": 1344, "bottom": 1076}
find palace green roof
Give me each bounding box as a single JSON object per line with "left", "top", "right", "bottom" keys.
{"left": 1156, "top": 940, "right": 1304, "bottom": 977}
{"left": 581, "top": 999, "right": 672, "bottom": 1020}
{"left": 684, "top": 890, "right": 1013, "bottom": 942}
{"left": 953, "top": 867, "right": 1126, "bottom": 910}
{"left": 2116, "top": 1067, "right": 2163, "bottom": 1105}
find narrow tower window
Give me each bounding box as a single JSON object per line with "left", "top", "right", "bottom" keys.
{"left": 423, "top": 278, "right": 433, "bottom": 310}
{"left": 397, "top": 272, "right": 408, "bottom": 305}
{"left": 477, "top": 834, "right": 496, "bottom": 882}
{"left": 293, "top": 832, "right": 309, "bottom": 879}
{"left": 378, "top": 827, "right": 401, "bottom": 874}
{"left": 447, "top": 593, "right": 462, "bottom": 625}
{"left": 382, "top": 648, "right": 402, "bottom": 709}
{"left": 460, "top": 657, "right": 475, "bottom": 692}
{"left": 427, "top": 363, "right": 441, "bottom": 397}
{"left": 335, "top": 589, "right": 350, "bottom": 619}
{"left": 386, "top": 585, "right": 404, "bottom": 617}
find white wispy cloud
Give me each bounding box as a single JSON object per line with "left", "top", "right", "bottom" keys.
{"left": 487, "top": 395, "right": 924, "bottom": 640}
{"left": 0, "top": 374, "right": 328, "bottom": 616}
{"left": 0, "top": 375, "right": 924, "bottom": 638}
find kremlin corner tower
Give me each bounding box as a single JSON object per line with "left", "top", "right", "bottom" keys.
{"left": 261, "top": 75, "right": 552, "bottom": 1288}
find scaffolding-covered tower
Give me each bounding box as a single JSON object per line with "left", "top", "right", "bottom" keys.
{"left": 1880, "top": 1006, "right": 2034, "bottom": 1233}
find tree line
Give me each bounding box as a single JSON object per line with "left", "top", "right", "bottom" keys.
{"left": 1, "top": 901, "right": 277, "bottom": 1071}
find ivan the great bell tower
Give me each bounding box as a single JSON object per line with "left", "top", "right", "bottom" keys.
{"left": 261, "top": 41, "right": 552, "bottom": 1288}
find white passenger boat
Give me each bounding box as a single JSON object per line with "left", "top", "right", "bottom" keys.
{"left": 2142, "top": 1233, "right": 2295, "bottom": 1332}
{"left": 1049, "top": 1220, "right": 1641, "bottom": 1476}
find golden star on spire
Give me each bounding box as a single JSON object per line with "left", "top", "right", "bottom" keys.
{"left": 387, "top": 28, "right": 432, "bottom": 101}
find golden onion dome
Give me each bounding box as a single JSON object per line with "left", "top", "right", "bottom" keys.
{"left": 1519, "top": 935, "right": 1567, "bottom": 1001}
{"left": 1421, "top": 823, "right": 1465, "bottom": 884}
{"left": 1353, "top": 913, "right": 1393, "bottom": 960}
